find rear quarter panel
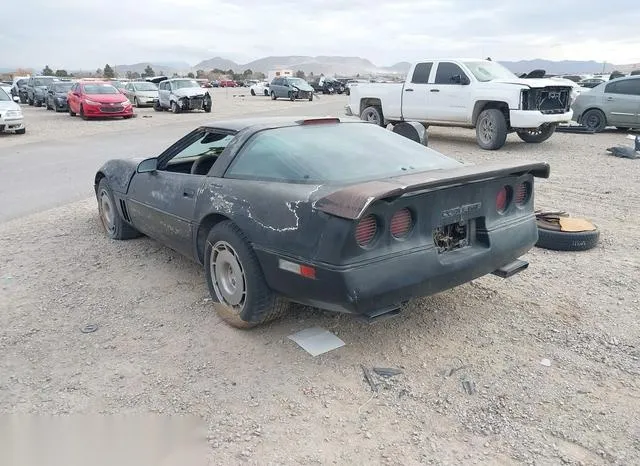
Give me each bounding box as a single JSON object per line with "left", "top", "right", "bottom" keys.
{"left": 347, "top": 83, "right": 403, "bottom": 120}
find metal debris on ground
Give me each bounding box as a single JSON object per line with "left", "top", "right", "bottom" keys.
{"left": 361, "top": 365, "right": 378, "bottom": 392}
{"left": 81, "top": 324, "right": 98, "bottom": 334}
{"left": 555, "top": 124, "right": 595, "bottom": 134}
{"left": 288, "top": 327, "right": 345, "bottom": 356}
{"left": 462, "top": 380, "right": 476, "bottom": 395}
{"left": 372, "top": 367, "right": 403, "bottom": 378}
{"left": 607, "top": 135, "right": 640, "bottom": 159}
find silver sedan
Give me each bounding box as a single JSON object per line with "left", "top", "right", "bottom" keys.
{"left": 122, "top": 81, "right": 159, "bottom": 107}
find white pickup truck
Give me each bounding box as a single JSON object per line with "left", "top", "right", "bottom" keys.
{"left": 346, "top": 59, "right": 574, "bottom": 150}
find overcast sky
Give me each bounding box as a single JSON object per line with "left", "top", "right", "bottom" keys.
{"left": 3, "top": 0, "right": 639, "bottom": 69}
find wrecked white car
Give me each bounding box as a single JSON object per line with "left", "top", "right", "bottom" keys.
{"left": 0, "top": 87, "right": 25, "bottom": 134}
{"left": 150, "top": 76, "right": 212, "bottom": 114}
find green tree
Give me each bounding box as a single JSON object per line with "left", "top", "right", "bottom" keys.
{"left": 243, "top": 69, "right": 253, "bottom": 77}
{"left": 187, "top": 72, "right": 195, "bottom": 78}
{"left": 226, "top": 69, "right": 234, "bottom": 76}
{"left": 96, "top": 68, "right": 102, "bottom": 76}
{"left": 55, "top": 69, "right": 68, "bottom": 77}
{"left": 196, "top": 69, "right": 206, "bottom": 78}
{"left": 42, "top": 65, "right": 54, "bottom": 76}
{"left": 103, "top": 64, "right": 115, "bottom": 79}
{"left": 212, "top": 68, "right": 224, "bottom": 74}
{"left": 295, "top": 70, "right": 306, "bottom": 79}
{"left": 254, "top": 71, "right": 266, "bottom": 80}
{"left": 142, "top": 65, "right": 155, "bottom": 78}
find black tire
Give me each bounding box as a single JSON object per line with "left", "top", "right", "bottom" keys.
{"left": 309, "top": 93, "right": 313, "bottom": 101}
{"left": 133, "top": 97, "right": 139, "bottom": 108}
{"left": 15, "top": 128, "right": 26, "bottom": 135}
{"left": 581, "top": 109, "right": 607, "bottom": 132}
{"left": 360, "top": 105, "right": 384, "bottom": 126}
{"left": 79, "top": 105, "right": 88, "bottom": 120}
{"left": 28, "top": 96, "right": 34, "bottom": 105}
{"left": 516, "top": 123, "right": 557, "bottom": 143}
{"left": 154, "top": 100, "right": 163, "bottom": 111}
{"left": 96, "top": 178, "right": 141, "bottom": 240}
{"left": 288, "top": 91, "right": 295, "bottom": 101}
{"left": 271, "top": 91, "right": 277, "bottom": 100}
{"left": 34, "top": 98, "right": 42, "bottom": 108}
{"left": 250, "top": 89, "right": 256, "bottom": 96}
{"left": 19, "top": 94, "right": 27, "bottom": 104}
{"left": 536, "top": 224, "right": 600, "bottom": 251}
{"left": 171, "top": 101, "right": 181, "bottom": 114}
{"left": 69, "top": 107, "right": 76, "bottom": 117}
{"left": 264, "top": 89, "right": 269, "bottom": 96}
{"left": 616, "top": 127, "right": 630, "bottom": 131}
{"left": 203, "top": 95, "right": 212, "bottom": 113}
{"left": 204, "top": 221, "right": 290, "bottom": 328}
{"left": 476, "top": 108, "right": 508, "bottom": 150}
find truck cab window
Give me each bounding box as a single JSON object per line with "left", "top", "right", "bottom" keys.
{"left": 435, "top": 62, "right": 468, "bottom": 85}
{"left": 411, "top": 63, "right": 433, "bottom": 84}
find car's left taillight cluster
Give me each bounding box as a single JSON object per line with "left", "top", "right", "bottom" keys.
{"left": 496, "top": 181, "right": 531, "bottom": 214}
{"left": 354, "top": 207, "right": 415, "bottom": 247}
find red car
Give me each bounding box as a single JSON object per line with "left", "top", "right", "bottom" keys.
{"left": 67, "top": 81, "right": 134, "bottom": 119}
{"left": 219, "top": 80, "right": 237, "bottom": 88}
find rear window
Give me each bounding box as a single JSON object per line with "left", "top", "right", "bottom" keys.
{"left": 225, "top": 122, "right": 461, "bottom": 183}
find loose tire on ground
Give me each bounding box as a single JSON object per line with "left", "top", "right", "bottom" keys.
{"left": 581, "top": 109, "right": 607, "bottom": 132}
{"left": 360, "top": 105, "right": 384, "bottom": 126}
{"left": 204, "top": 221, "right": 290, "bottom": 328}
{"left": 535, "top": 213, "right": 600, "bottom": 252}
{"left": 96, "top": 178, "right": 141, "bottom": 240}
{"left": 516, "top": 123, "right": 557, "bottom": 143}
{"left": 476, "top": 108, "right": 508, "bottom": 150}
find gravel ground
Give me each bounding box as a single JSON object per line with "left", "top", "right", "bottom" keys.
{"left": 1, "top": 98, "right": 639, "bottom": 465}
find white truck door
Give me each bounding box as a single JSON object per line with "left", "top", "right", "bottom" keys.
{"left": 401, "top": 62, "right": 435, "bottom": 120}
{"left": 430, "top": 62, "right": 473, "bottom": 123}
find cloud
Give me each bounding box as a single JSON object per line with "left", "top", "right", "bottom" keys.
{"left": 3, "top": 0, "right": 639, "bottom": 69}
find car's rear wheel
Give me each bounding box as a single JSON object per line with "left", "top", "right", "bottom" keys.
{"left": 516, "top": 123, "right": 557, "bottom": 143}
{"left": 581, "top": 109, "right": 607, "bottom": 132}
{"left": 264, "top": 89, "right": 269, "bottom": 96}
{"left": 205, "top": 221, "right": 290, "bottom": 328}
{"left": 271, "top": 91, "right": 277, "bottom": 100}
{"left": 476, "top": 108, "right": 508, "bottom": 150}
{"left": 360, "top": 105, "right": 384, "bottom": 126}
{"left": 96, "top": 178, "right": 141, "bottom": 240}
{"left": 250, "top": 89, "right": 256, "bottom": 96}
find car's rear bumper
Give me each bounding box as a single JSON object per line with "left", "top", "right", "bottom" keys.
{"left": 255, "top": 217, "right": 538, "bottom": 316}
{"left": 510, "top": 109, "right": 573, "bottom": 129}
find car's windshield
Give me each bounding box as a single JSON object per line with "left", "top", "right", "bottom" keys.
{"left": 226, "top": 122, "right": 461, "bottom": 183}
{"left": 134, "top": 82, "right": 158, "bottom": 91}
{"left": 35, "top": 77, "right": 55, "bottom": 86}
{"left": 287, "top": 78, "right": 307, "bottom": 86}
{"left": 54, "top": 83, "right": 74, "bottom": 92}
{"left": 463, "top": 61, "right": 518, "bottom": 82}
{"left": 83, "top": 84, "right": 119, "bottom": 94}
{"left": 0, "top": 88, "right": 10, "bottom": 101}
{"left": 172, "top": 79, "right": 200, "bottom": 89}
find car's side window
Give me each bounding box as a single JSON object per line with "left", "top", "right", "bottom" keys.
{"left": 434, "top": 62, "right": 468, "bottom": 84}
{"left": 225, "top": 133, "right": 298, "bottom": 181}
{"left": 163, "top": 131, "right": 235, "bottom": 167}
{"left": 606, "top": 79, "right": 640, "bottom": 96}
{"left": 411, "top": 62, "right": 433, "bottom": 84}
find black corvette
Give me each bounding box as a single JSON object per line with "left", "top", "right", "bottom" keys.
{"left": 95, "top": 117, "right": 550, "bottom": 328}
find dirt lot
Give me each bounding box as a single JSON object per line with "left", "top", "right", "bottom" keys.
{"left": 1, "top": 98, "right": 639, "bottom": 465}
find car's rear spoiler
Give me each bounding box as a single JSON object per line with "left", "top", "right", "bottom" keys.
{"left": 314, "top": 161, "right": 550, "bottom": 220}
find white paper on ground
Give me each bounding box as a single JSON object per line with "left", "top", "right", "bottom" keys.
{"left": 288, "top": 327, "right": 345, "bottom": 356}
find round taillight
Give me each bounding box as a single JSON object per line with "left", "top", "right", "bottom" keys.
{"left": 496, "top": 186, "right": 511, "bottom": 213}
{"left": 390, "top": 208, "right": 413, "bottom": 238}
{"left": 515, "top": 182, "right": 531, "bottom": 206}
{"left": 355, "top": 215, "right": 377, "bottom": 246}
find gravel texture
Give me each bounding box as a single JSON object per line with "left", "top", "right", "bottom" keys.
{"left": 1, "top": 96, "right": 639, "bottom": 465}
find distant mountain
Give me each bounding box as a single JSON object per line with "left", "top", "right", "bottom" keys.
{"left": 499, "top": 59, "right": 612, "bottom": 75}
{"left": 382, "top": 62, "right": 411, "bottom": 73}
{"left": 112, "top": 62, "right": 189, "bottom": 75}
{"left": 192, "top": 57, "right": 240, "bottom": 72}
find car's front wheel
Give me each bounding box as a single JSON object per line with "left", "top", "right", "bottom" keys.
{"left": 171, "top": 101, "right": 181, "bottom": 113}
{"left": 516, "top": 123, "right": 557, "bottom": 143}
{"left": 205, "top": 221, "right": 290, "bottom": 328}
{"left": 581, "top": 109, "right": 607, "bottom": 132}
{"left": 96, "top": 178, "right": 140, "bottom": 240}
{"left": 133, "top": 97, "right": 140, "bottom": 108}
{"left": 271, "top": 91, "right": 277, "bottom": 100}
{"left": 475, "top": 108, "right": 508, "bottom": 150}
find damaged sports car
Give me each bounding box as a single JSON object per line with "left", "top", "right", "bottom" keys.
{"left": 94, "top": 117, "right": 550, "bottom": 328}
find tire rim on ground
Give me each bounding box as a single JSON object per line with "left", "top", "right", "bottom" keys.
{"left": 99, "top": 189, "right": 115, "bottom": 234}
{"left": 479, "top": 116, "right": 495, "bottom": 143}
{"left": 211, "top": 241, "right": 246, "bottom": 313}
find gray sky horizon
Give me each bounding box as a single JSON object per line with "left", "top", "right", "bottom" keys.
{"left": 3, "top": 0, "right": 639, "bottom": 70}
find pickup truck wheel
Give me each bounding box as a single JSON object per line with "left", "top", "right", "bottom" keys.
{"left": 361, "top": 106, "right": 384, "bottom": 126}
{"left": 205, "top": 221, "right": 290, "bottom": 328}
{"left": 476, "top": 109, "right": 508, "bottom": 150}
{"left": 516, "top": 123, "right": 557, "bottom": 143}
{"left": 581, "top": 109, "right": 606, "bottom": 132}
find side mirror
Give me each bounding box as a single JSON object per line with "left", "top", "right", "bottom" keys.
{"left": 137, "top": 157, "right": 158, "bottom": 173}
{"left": 452, "top": 75, "right": 470, "bottom": 85}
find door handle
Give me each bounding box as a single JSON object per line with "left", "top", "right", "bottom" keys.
{"left": 404, "top": 88, "right": 414, "bottom": 92}
{"left": 183, "top": 188, "right": 195, "bottom": 198}
{"left": 430, "top": 89, "right": 440, "bottom": 92}
{"left": 606, "top": 97, "right": 614, "bottom": 101}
